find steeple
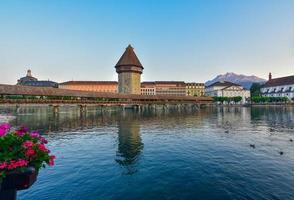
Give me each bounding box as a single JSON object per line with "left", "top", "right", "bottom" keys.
{"left": 27, "top": 69, "right": 32, "bottom": 77}
{"left": 269, "top": 72, "right": 272, "bottom": 81}
{"left": 115, "top": 45, "right": 143, "bottom": 70}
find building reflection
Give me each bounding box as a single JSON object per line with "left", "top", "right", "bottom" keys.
{"left": 115, "top": 112, "right": 143, "bottom": 174}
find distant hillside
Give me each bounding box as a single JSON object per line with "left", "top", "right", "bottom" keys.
{"left": 205, "top": 72, "right": 266, "bottom": 89}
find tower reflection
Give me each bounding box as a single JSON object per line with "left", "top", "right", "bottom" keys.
{"left": 115, "top": 111, "right": 143, "bottom": 174}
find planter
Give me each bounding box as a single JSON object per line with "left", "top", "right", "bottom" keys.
{"left": 0, "top": 167, "right": 38, "bottom": 200}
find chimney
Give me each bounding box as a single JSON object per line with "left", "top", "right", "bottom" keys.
{"left": 27, "top": 69, "right": 32, "bottom": 77}
{"left": 269, "top": 72, "right": 272, "bottom": 81}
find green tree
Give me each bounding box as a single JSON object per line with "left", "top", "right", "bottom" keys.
{"left": 250, "top": 83, "right": 263, "bottom": 97}
{"left": 232, "top": 96, "right": 242, "bottom": 103}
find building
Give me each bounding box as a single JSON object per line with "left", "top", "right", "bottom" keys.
{"left": 17, "top": 70, "right": 58, "bottom": 88}
{"left": 186, "top": 83, "right": 205, "bottom": 96}
{"left": 59, "top": 81, "right": 118, "bottom": 93}
{"left": 261, "top": 73, "right": 294, "bottom": 99}
{"left": 141, "top": 82, "right": 156, "bottom": 95}
{"left": 115, "top": 45, "right": 144, "bottom": 95}
{"left": 141, "top": 81, "right": 186, "bottom": 96}
{"left": 155, "top": 81, "right": 186, "bottom": 96}
{"left": 205, "top": 81, "right": 250, "bottom": 103}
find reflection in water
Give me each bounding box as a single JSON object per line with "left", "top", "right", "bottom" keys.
{"left": 116, "top": 111, "right": 143, "bottom": 174}
{"left": 1, "top": 105, "right": 294, "bottom": 199}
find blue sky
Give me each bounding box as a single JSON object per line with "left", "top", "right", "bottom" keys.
{"left": 0, "top": 0, "right": 294, "bottom": 84}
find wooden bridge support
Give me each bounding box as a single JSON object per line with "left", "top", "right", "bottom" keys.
{"left": 50, "top": 105, "right": 60, "bottom": 114}
{"left": 79, "top": 105, "right": 87, "bottom": 113}
{"left": 15, "top": 105, "right": 21, "bottom": 114}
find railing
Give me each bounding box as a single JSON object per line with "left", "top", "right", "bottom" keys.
{"left": 0, "top": 99, "right": 212, "bottom": 105}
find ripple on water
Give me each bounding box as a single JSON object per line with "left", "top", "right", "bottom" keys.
{"left": 0, "top": 106, "right": 291, "bottom": 200}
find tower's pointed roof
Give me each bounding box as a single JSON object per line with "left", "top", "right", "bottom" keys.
{"left": 115, "top": 45, "right": 143, "bottom": 68}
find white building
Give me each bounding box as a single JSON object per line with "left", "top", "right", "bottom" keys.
{"left": 205, "top": 81, "right": 250, "bottom": 103}
{"left": 261, "top": 73, "right": 294, "bottom": 99}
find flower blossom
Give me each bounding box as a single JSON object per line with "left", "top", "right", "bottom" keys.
{"left": 38, "top": 144, "right": 49, "bottom": 153}
{"left": 23, "top": 140, "right": 34, "bottom": 148}
{"left": 48, "top": 155, "right": 56, "bottom": 166}
{"left": 16, "top": 125, "right": 29, "bottom": 136}
{"left": 0, "top": 162, "right": 8, "bottom": 170}
{"left": 39, "top": 136, "right": 48, "bottom": 144}
{"left": 25, "top": 148, "right": 36, "bottom": 157}
{"left": 30, "top": 131, "right": 40, "bottom": 138}
{"left": 1, "top": 159, "right": 28, "bottom": 170}
{"left": 0, "top": 123, "right": 11, "bottom": 137}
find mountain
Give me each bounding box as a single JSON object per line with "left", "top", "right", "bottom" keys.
{"left": 205, "top": 72, "right": 266, "bottom": 89}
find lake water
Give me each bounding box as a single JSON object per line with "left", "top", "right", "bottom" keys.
{"left": 1, "top": 106, "right": 294, "bottom": 200}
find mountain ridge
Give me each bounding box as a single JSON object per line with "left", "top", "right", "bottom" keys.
{"left": 205, "top": 72, "right": 266, "bottom": 89}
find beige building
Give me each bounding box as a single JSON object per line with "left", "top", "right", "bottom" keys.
{"left": 141, "top": 82, "right": 156, "bottom": 95}
{"left": 186, "top": 83, "right": 205, "bottom": 96}
{"left": 115, "top": 45, "right": 144, "bottom": 95}
{"left": 59, "top": 81, "right": 118, "bottom": 93}
{"left": 141, "top": 81, "right": 186, "bottom": 96}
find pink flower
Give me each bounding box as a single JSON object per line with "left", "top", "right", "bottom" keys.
{"left": 30, "top": 131, "right": 40, "bottom": 138}
{"left": 0, "top": 123, "right": 11, "bottom": 130}
{"left": 0, "top": 162, "right": 8, "bottom": 170}
{"left": 23, "top": 140, "right": 34, "bottom": 148}
{"left": 40, "top": 136, "right": 48, "bottom": 144}
{"left": 0, "top": 123, "right": 11, "bottom": 137}
{"left": 37, "top": 144, "right": 49, "bottom": 153}
{"left": 0, "top": 128, "right": 6, "bottom": 137}
{"left": 16, "top": 126, "right": 29, "bottom": 136}
{"left": 6, "top": 159, "right": 28, "bottom": 170}
{"left": 25, "top": 149, "right": 36, "bottom": 157}
{"left": 48, "top": 155, "right": 56, "bottom": 166}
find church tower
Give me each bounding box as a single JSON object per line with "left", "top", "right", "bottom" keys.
{"left": 115, "top": 45, "right": 143, "bottom": 94}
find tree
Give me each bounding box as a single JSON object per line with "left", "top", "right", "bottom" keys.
{"left": 250, "top": 83, "right": 263, "bottom": 97}
{"left": 232, "top": 96, "right": 242, "bottom": 103}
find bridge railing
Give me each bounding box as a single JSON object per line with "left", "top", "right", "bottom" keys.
{"left": 0, "top": 99, "right": 212, "bottom": 105}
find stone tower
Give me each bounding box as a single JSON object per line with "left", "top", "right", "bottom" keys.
{"left": 115, "top": 45, "right": 143, "bottom": 94}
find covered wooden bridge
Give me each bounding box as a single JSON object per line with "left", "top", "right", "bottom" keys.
{"left": 0, "top": 84, "right": 212, "bottom": 112}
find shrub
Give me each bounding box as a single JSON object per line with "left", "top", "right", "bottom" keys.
{"left": 0, "top": 123, "right": 55, "bottom": 181}
{"left": 251, "top": 96, "right": 289, "bottom": 103}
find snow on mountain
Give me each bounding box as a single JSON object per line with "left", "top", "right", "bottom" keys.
{"left": 205, "top": 72, "right": 266, "bottom": 89}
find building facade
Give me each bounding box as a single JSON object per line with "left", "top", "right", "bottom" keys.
{"left": 186, "top": 83, "right": 205, "bottom": 96}
{"left": 261, "top": 73, "right": 294, "bottom": 99}
{"left": 141, "top": 82, "right": 156, "bottom": 95}
{"left": 115, "top": 45, "right": 143, "bottom": 95}
{"left": 17, "top": 70, "right": 58, "bottom": 88}
{"left": 205, "top": 81, "right": 250, "bottom": 103}
{"left": 155, "top": 81, "right": 186, "bottom": 96}
{"left": 59, "top": 81, "right": 118, "bottom": 93}
{"left": 141, "top": 81, "right": 186, "bottom": 96}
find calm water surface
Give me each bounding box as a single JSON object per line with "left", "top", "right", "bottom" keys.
{"left": 0, "top": 106, "right": 294, "bottom": 200}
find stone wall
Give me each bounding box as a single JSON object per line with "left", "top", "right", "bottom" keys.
{"left": 118, "top": 72, "right": 141, "bottom": 94}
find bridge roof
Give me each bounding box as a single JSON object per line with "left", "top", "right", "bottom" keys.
{"left": 59, "top": 81, "right": 118, "bottom": 85}
{"left": 0, "top": 84, "right": 212, "bottom": 102}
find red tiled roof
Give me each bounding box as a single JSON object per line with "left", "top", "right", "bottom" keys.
{"left": 115, "top": 45, "right": 143, "bottom": 68}
{"left": 141, "top": 81, "right": 186, "bottom": 87}
{"left": 59, "top": 81, "right": 118, "bottom": 85}
{"left": 262, "top": 75, "right": 294, "bottom": 87}
{"left": 141, "top": 82, "right": 156, "bottom": 85}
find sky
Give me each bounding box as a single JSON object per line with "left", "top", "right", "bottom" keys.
{"left": 0, "top": 0, "right": 294, "bottom": 84}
